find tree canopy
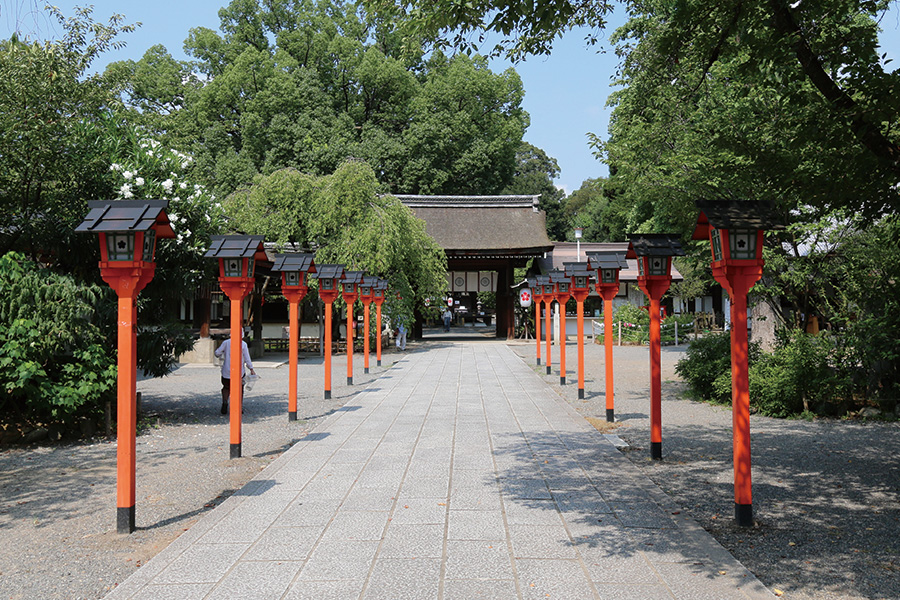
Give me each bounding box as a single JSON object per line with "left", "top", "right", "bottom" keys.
{"left": 110, "top": 0, "right": 530, "bottom": 200}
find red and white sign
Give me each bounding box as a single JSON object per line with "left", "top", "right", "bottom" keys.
{"left": 519, "top": 287, "right": 532, "bottom": 308}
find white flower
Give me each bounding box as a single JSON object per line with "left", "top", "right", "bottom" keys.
{"left": 147, "top": 151, "right": 154, "bottom": 158}
{"left": 123, "top": 171, "right": 133, "bottom": 180}
{"left": 119, "top": 184, "right": 133, "bottom": 199}
{"left": 194, "top": 184, "right": 201, "bottom": 190}
{"left": 169, "top": 213, "right": 179, "bottom": 223}
{"left": 109, "top": 163, "right": 121, "bottom": 172}
{"left": 180, "top": 182, "right": 187, "bottom": 189}
{"left": 135, "top": 177, "right": 145, "bottom": 186}
{"left": 162, "top": 179, "right": 174, "bottom": 192}
{"left": 181, "top": 161, "right": 190, "bottom": 169}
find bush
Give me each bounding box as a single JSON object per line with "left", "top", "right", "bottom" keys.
{"left": 678, "top": 328, "right": 852, "bottom": 417}
{"left": 747, "top": 330, "right": 851, "bottom": 417}
{"left": 0, "top": 253, "right": 116, "bottom": 427}
{"left": 676, "top": 332, "right": 752, "bottom": 402}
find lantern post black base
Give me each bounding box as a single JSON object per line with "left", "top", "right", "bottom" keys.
{"left": 117, "top": 506, "right": 135, "bottom": 534}
{"left": 546, "top": 366, "right": 551, "bottom": 375}
{"left": 536, "top": 358, "right": 541, "bottom": 366}
{"left": 606, "top": 409, "right": 615, "bottom": 423}
{"left": 377, "top": 360, "right": 381, "bottom": 367}
{"left": 650, "top": 442, "right": 662, "bottom": 460}
{"left": 230, "top": 443, "right": 241, "bottom": 459}
{"left": 364, "top": 367, "right": 369, "bottom": 374}
{"left": 325, "top": 390, "right": 331, "bottom": 400}
{"left": 347, "top": 376, "right": 353, "bottom": 385}
{"left": 735, "top": 503, "right": 754, "bottom": 527}
{"left": 578, "top": 388, "right": 584, "bottom": 399}
{"left": 288, "top": 411, "right": 297, "bottom": 421}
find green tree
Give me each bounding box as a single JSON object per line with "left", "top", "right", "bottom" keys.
{"left": 0, "top": 6, "right": 137, "bottom": 265}
{"left": 501, "top": 142, "right": 568, "bottom": 240}
{"left": 112, "top": 0, "right": 529, "bottom": 199}
{"left": 225, "top": 160, "right": 447, "bottom": 327}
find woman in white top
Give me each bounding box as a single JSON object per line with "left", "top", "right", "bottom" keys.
{"left": 214, "top": 336, "right": 256, "bottom": 414}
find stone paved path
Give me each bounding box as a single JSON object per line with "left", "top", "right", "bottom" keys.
{"left": 105, "top": 342, "right": 773, "bottom": 600}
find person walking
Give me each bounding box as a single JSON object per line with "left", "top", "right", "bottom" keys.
{"left": 215, "top": 333, "right": 256, "bottom": 414}
{"left": 442, "top": 308, "right": 453, "bottom": 332}
{"left": 395, "top": 321, "right": 407, "bottom": 351}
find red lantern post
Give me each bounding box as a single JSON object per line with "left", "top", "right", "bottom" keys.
{"left": 77, "top": 199, "right": 175, "bottom": 533}
{"left": 694, "top": 199, "right": 783, "bottom": 526}
{"left": 586, "top": 251, "right": 629, "bottom": 422}
{"left": 528, "top": 277, "right": 543, "bottom": 366}
{"left": 272, "top": 253, "right": 316, "bottom": 421}
{"left": 359, "top": 276, "right": 378, "bottom": 374}
{"left": 538, "top": 275, "right": 555, "bottom": 376}
{"left": 373, "top": 279, "right": 388, "bottom": 367}
{"left": 564, "top": 263, "right": 593, "bottom": 399}
{"left": 311, "top": 265, "right": 345, "bottom": 399}
{"left": 205, "top": 236, "right": 268, "bottom": 459}
{"left": 549, "top": 269, "right": 572, "bottom": 385}
{"left": 627, "top": 234, "right": 685, "bottom": 460}
{"left": 341, "top": 271, "right": 364, "bottom": 385}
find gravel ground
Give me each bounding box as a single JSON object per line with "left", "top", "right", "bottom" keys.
{"left": 511, "top": 337, "right": 900, "bottom": 600}
{"left": 2, "top": 334, "right": 899, "bottom": 600}
{"left": 0, "top": 348, "right": 394, "bottom": 600}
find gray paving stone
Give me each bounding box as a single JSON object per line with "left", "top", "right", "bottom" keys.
{"left": 580, "top": 549, "right": 663, "bottom": 585}
{"left": 283, "top": 579, "right": 366, "bottom": 600}
{"left": 205, "top": 560, "right": 301, "bottom": 600}
{"left": 594, "top": 583, "right": 676, "bottom": 600}
{"left": 504, "top": 499, "right": 564, "bottom": 526}
{"left": 362, "top": 558, "right": 441, "bottom": 599}
{"left": 447, "top": 509, "right": 507, "bottom": 540}
{"left": 131, "top": 583, "right": 215, "bottom": 600}
{"left": 442, "top": 579, "right": 519, "bottom": 600}
{"left": 297, "top": 539, "right": 380, "bottom": 580}
{"left": 379, "top": 523, "right": 445, "bottom": 559}
{"left": 243, "top": 526, "right": 321, "bottom": 561}
{"left": 450, "top": 487, "right": 504, "bottom": 510}
{"left": 609, "top": 501, "right": 677, "bottom": 529}
{"left": 278, "top": 500, "right": 337, "bottom": 527}
{"left": 153, "top": 543, "right": 249, "bottom": 584}
{"left": 391, "top": 497, "right": 448, "bottom": 525}
{"left": 320, "top": 510, "right": 389, "bottom": 542}
{"left": 399, "top": 476, "right": 450, "bottom": 498}
{"left": 515, "top": 558, "right": 596, "bottom": 600}
{"left": 509, "top": 525, "right": 578, "bottom": 559}
{"left": 444, "top": 540, "right": 514, "bottom": 580}
{"left": 653, "top": 561, "right": 768, "bottom": 600}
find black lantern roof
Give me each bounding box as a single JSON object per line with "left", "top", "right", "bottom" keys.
{"left": 342, "top": 270, "right": 365, "bottom": 285}
{"left": 692, "top": 199, "right": 785, "bottom": 240}
{"left": 205, "top": 235, "right": 267, "bottom": 261}
{"left": 626, "top": 234, "right": 685, "bottom": 259}
{"left": 375, "top": 278, "right": 389, "bottom": 291}
{"left": 585, "top": 251, "right": 629, "bottom": 271}
{"left": 361, "top": 275, "right": 380, "bottom": 288}
{"left": 563, "top": 262, "right": 593, "bottom": 278}
{"left": 526, "top": 276, "right": 537, "bottom": 288}
{"left": 76, "top": 199, "right": 175, "bottom": 238}
{"left": 271, "top": 253, "right": 316, "bottom": 274}
{"left": 310, "top": 264, "right": 345, "bottom": 280}
{"left": 548, "top": 269, "right": 569, "bottom": 284}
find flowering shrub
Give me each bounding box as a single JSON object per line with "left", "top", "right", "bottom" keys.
{"left": 108, "top": 133, "right": 226, "bottom": 265}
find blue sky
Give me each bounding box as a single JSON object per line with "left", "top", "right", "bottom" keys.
{"left": 4, "top": 1, "right": 898, "bottom": 194}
